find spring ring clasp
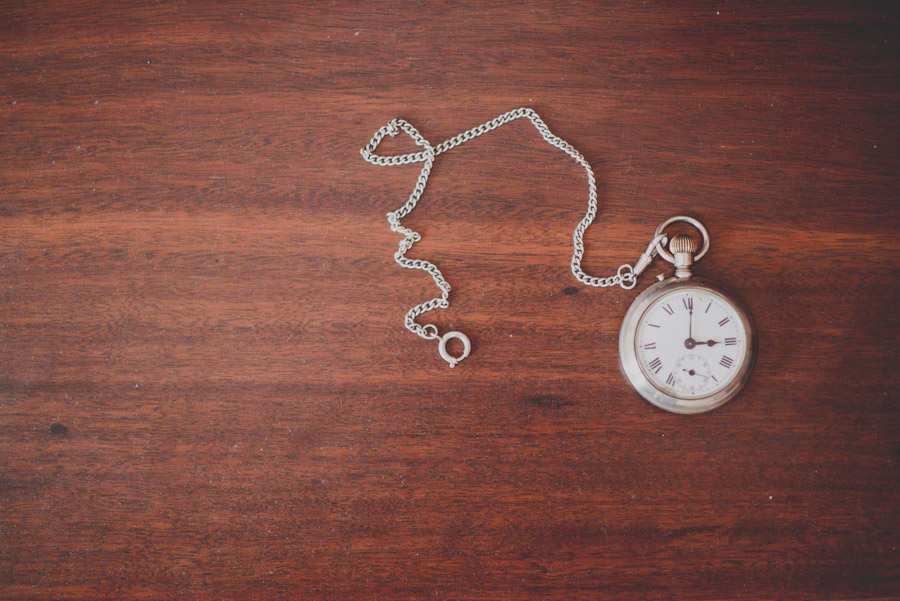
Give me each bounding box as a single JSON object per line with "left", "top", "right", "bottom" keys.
{"left": 438, "top": 331, "right": 471, "bottom": 368}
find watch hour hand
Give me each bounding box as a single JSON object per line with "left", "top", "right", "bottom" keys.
{"left": 684, "top": 338, "right": 721, "bottom": 349}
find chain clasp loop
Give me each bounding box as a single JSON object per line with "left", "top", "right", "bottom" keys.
{"left": 438, "top": 331, "right": 471, "bottom": 368}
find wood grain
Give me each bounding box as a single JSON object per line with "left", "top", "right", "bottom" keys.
{"left": 1, "top": 1, "right": 898, "bottom": 599}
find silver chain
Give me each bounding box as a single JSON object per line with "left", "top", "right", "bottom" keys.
{"left": 360, "top": 108, "right": 663, "bottom": 362}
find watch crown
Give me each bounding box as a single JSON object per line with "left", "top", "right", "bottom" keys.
{"left": 669, "top": 234, "right": 697, "bottom": 278}
{"left": 669, "top": 234, "right": 698, "bottom": 255}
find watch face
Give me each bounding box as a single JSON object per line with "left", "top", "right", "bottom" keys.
{"left": 634, "top": 287, "right": 749, "bottom": 399}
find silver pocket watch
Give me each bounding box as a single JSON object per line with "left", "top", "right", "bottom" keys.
{"left": 618, "top": 216, "right": 757, "bottom": 414}
{"left": 361, "top": 109, "right": 757, "bottom": 414}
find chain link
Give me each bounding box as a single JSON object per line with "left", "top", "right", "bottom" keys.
{"left": 360, "top": 108, "right": 648, "bottom": 342}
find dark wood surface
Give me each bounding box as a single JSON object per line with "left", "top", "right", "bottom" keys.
{"left": 1, "top": 2, "right": 898, "bottom": 600}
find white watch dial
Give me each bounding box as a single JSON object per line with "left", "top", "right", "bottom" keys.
{"left": 635, "top": 288, "right": 748, "bottom": 398}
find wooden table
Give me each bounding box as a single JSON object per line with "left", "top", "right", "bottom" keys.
{"left": 2, "top": 2, "right": 898, "bottom": 599}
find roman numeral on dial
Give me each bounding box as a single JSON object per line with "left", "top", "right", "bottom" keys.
{"left": 666, "top": 373, "right": 675, "bottom": 386}
{"left": 720, "top": 356, "right": 734, "bottom": 369}
{"left": 662, "top": 304, "right": 674, "bottom": 315}
{"left": 643, "top": 342, "right": 657, "bottom": 350}
{"left": 648, "top": 357, "right": 662, "bottom": 373}
{"left": 725, "top": 337, "right": 737, "bottom": 346}
{"left": 683, "top": 297, "right": 693, "bottom": 311}
{"left": 718, "top": 317, "right": 731, "bottom": 327}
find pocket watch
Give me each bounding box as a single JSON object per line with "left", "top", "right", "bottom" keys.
{"left": 618, "top": 216, "right": 757, "bottom": 414}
